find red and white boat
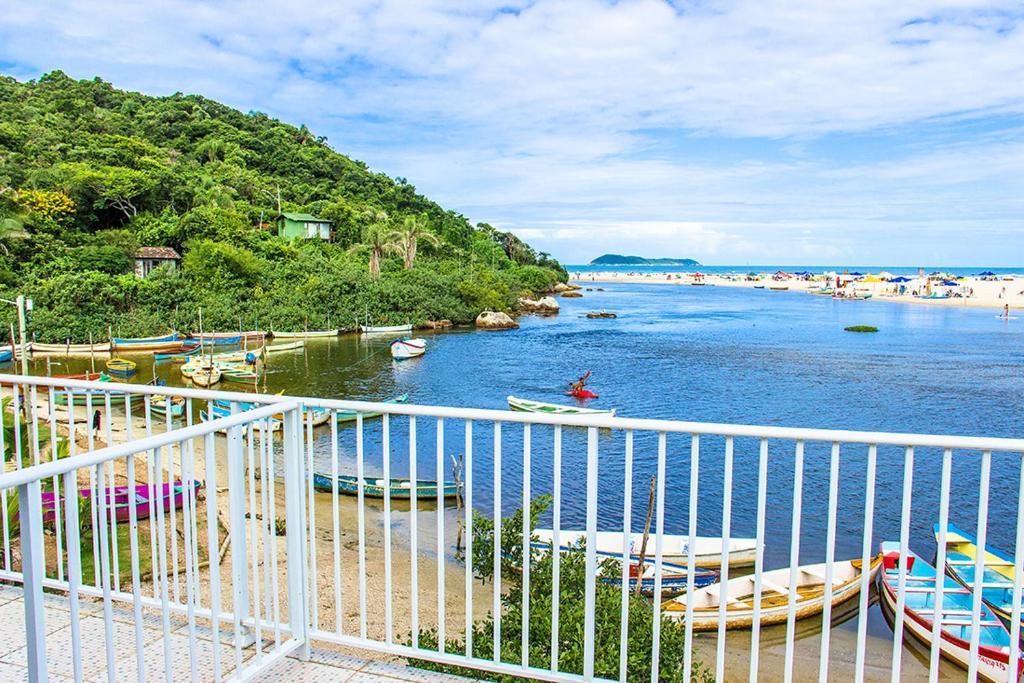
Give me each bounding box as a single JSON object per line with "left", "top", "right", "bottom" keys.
{"left": 879, "top": 542, "right": 1022, "bottom": 682}
{"left": 390, "top": 337, "right": 426, "bottom": 359}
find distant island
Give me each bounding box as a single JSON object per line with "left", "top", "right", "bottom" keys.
{"left": 589, "top": 254, "right": 700, "bottom": 266}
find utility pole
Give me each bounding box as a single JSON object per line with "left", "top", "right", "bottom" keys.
{"left": 4, "top": 294, "right": 32, "bottom": 376}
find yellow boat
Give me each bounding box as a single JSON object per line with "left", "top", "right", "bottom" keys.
{"left": 936, "top": 523, "right": 1023, "bottom": 631}
{"left": 105, "top": 357, "right": 137, "bottom": 378}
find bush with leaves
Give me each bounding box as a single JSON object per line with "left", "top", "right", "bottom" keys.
{"left": 408, "top": 497, "right": 714, "bottom": 683}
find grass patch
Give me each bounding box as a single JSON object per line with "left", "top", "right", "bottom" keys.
{"left": 844, "top": 325, "right": 878, "bottom": 333}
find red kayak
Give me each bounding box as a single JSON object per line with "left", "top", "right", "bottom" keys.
{"left": 567, "top": 390, "right": 600, "bottom": 399}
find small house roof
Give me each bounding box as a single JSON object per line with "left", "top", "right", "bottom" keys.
{"left": 135, "top": 247, "right": 180, "bottom": 260}
{"left": 278, "top": 212, "right": 331, "bottom": 223}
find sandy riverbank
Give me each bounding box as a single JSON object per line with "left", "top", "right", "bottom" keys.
{"left": 571, "top": 271, "right": 1024, "bottom": 311}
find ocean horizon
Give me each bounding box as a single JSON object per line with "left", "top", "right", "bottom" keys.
{"left": 566, "top": 263, "right": 1024, "bottom": 276}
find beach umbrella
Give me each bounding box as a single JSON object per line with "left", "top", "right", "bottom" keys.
{"left": 976, "top": 271, "right": 996, "bottom": 277}
{"left": 878, "top": 271, "right": 893, "bottom": 279}
{"left": 890, "top": 276, "right": 912, "bottom": 283}
{"left": 941, "top": 280, "right": 959, "bottom": 286}
{"left": 861, "top": 275, "right": 882, "bottom": 283}
{"left": 850, "top": 271, "right": 863, "bottom": 276}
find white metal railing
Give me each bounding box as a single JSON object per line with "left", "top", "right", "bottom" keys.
{"left": 0, "top": 374, "right": 1022, "bottom": 682}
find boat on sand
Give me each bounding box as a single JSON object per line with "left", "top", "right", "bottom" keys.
{"left": 663, "top": 555, "right": 881, "bottom": 630}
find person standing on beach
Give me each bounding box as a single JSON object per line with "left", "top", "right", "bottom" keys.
{"left": 92, "top": 409, "right": 101, "bottom": 439}
{"left": 1004, "top": 304, "right": 1010, "bottom": 319}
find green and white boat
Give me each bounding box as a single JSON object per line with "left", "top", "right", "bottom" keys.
{"left": 507, "top": 395, "right": 615, "bottom": 416}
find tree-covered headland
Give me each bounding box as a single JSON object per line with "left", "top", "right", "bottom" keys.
{"left": 0, "top": 72, "right": 566, "bottom": 342}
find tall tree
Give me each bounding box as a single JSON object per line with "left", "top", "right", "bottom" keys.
{"left": 361, "top": 211, "right": 400, "bottom": 280}
{"left": 390, "top": 214, "right": 440, "bottom": 269}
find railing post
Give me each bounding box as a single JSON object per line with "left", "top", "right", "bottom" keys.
{"left": 227, "top": 420, "right": 255, "bottom": 648}
{"left": 19, "top": 481, "right": 48, "bottom": 682}
{"left": 282, "top": 404, "right": 310, "bottom": 659}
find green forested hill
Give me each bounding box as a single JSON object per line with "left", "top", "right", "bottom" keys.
{"left": 0, "top": 71, "right": 564, "bottom": 341}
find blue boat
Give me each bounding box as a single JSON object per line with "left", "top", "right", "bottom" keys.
{"left": 0, "top": 349, "right": 11, "bottom": 363}
{"left": 598, "top": 558, "right": 719, "bottom": 595}
{"left": 312, "top": 471, "right": 459, "bottom": 499}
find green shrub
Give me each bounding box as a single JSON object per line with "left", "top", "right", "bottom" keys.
{"left": 844, "top": 325, "right": 878, "bottom": 333}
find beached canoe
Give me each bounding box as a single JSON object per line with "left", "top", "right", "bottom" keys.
{"left": 663, "top": 555, "right": 881, "bottom": 629}
{"left": 31, "top": 341, "right": 112, "bottom": 355}
{"left": 361, "top": 323, "right": 413, "bottom": 335}
{"left": 879, "top": 542, "right": 1021, "bottom": 682}
{"left": 270, "top": 329, "right": 338, "bottom": 339}
{"left": 42, "top": 480, "right": 202, "bottom": 524}
{"left": 507, "top": 395, "right": 615, "bottom": 416}
{"left": 312, "top": 472, "right": 459, "bottom": 499}
{"left": 390, "top": 337, "right": 426, "bottom": 359}
{"left": 936, "top": 523, "right": 1024, "bottom": 633}
{"left": 532, "top": 529, "right": 757, "bottom": 568}
{"left": 111, "top": 333, "right": 184, "bottom": 352}
{"left": 105, "top": 357, "right": 137, "bottom": 378}
{"left": 600, "top": 559, "right": 719, "bottom": 596}
{"left": 266, "top": 340, "right": 306, "bottom": 352}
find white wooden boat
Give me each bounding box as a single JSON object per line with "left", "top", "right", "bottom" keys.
{"left": 663, "top": 555, "right": 881, "bottom": 629}
{"left": 211, "top": 346, "right": 264, "bottom": 362}
{"left": 532, "top": 529, "right": 756, "bottom": 568}
{"left": 879, "top": 541, "right": 1021, "bottom": 682}
{"left": 507, "top": 395, "right": 615, "bottom": 416}
{"left": 189, "top": 364, "right": 221, "bottom": 387}
{"left": 361, "top": 323, "right": 413, "bottom": 335}
{"left": 390, "top": 338, "right": 426, "bottom": 359}
{"left": 111, "top": 333, "right": 185, "bottom": 351}
{"left": 31, "top": 341, "right": 111, "bottom": 354}
{"left": 266, "top": 340, "right": 306, "bottom": 352}
{"left": 270, "top": 330, "right": 338, "bottom": 339}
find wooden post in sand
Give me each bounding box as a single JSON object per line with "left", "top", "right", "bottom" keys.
{"left": 452, "top": 453, "right": 465, "bottom": 554}
{"left": 635, "top": 475, "right": 656, "bottom": 596}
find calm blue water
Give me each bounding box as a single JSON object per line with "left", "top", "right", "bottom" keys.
{"left": 36, "top": 284, "right": 1024, "bottom": 569}
{"left": 567, "top": 264, "right": 1024, "bottom": 277}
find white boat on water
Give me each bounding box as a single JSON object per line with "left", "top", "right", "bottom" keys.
{"left": 507, "top": 396, "right": 615, "bottom": 416}
{"left": 31, "top": 341, "right": 110, "bottom": 354}
{"left": 266, "top": 340, "right": 306, "bottom": 352}
{"left": 390, "top": 338, "right": 426, "bottom": 359}
{"left": 362, "top": 323, "right": 413, "bottom": 334}
{"left": 531, "top": 529, "right": 757, "bottom": 568}
{"left": 270, "top": 329, "right": 338, "bottom": 339}
{"left": 662, "top": 555, "right": 881, "bottom": 630}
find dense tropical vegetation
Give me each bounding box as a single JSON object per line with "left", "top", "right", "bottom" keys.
{"left": 0, "top": 72, "right": 566, "bottom": 342}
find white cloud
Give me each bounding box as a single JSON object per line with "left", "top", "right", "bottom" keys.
{"left": 2, "top": 0, "right": 1023, "bottom": 263}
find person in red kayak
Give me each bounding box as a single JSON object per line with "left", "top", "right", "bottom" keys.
{"left": 570, "top": 371, "right": 591, "bottom": 395}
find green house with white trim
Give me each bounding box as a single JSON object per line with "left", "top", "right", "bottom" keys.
{"left": 275, "top": 212, "right": 332, "bottom": 240}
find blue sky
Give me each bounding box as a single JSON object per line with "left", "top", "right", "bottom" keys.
{"left": 2, "top": 0, "right": 1023, "bottom": 265}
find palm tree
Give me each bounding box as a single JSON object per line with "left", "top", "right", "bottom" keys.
{"left": 362, "top": 215, "right": 400, "bottom": 280}
{"left": 390, "top": 214, "right": 440, "bottom": 269}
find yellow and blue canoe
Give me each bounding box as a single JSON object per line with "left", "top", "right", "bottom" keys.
{"left": 936, "top": 522, "right": 1022, "bottom": 632}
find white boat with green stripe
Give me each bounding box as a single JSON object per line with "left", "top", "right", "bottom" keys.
{"left": 506, "top": 395, "right": 615, "bottom": 415}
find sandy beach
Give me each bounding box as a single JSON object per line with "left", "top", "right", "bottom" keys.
{"left": 571, "top": 270, "right": 1024, "bottom": 311}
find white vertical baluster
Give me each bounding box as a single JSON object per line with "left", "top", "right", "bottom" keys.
{"left": 268, "top": 418, "right": 282, "bottom": 648}
{"left": 204, "top": 431, "right": 223, "bottom": 680}
{"left": 751, "top": 438, "right": 770, "bottom": 681}
{"left": 306, "top": 410, "right": 318, "bottom": 632}
{"left": 817, "top": 442, "right": 841, "bottom": 682}
{"left": 63, "top": 469, "right": 83, "bottom": 683}
{"left": 492, "top": 421, "right": 501, "bottom": 663}
{"left": 410, "top": 416, "right": 419, "bottom": 649}
{"left": 715, "top": 436, "right": 735, "bottom": 683}
{"left": 247, "top": 422, "right": 263, "bottom": 661}
{"left": 283, "top": 407, "right": 310, "bottom": 660}
{"left": 683, "top": 434, "right": 699, "bottom": 680}
{"left": 464, "top": 419, "right": 473, "bottom": 658}
{"left": 854, "top": 444, "right": 877, "bottom": 683}
{"left": 19, "top": 480, "right": 48, "bottom": 683}
{"left": 84, "top": 393, "right": 100, "bottom": 588}
{"left": 929, "top": 448, "right": 953, "bottom": 679}
{"left": 331, "top": 411, "right": 342, "bottom": 637}
{"left": 583, "top": 426, "right": 598, "bottom": 680}
{"left": 437, "top": 417, "right": 446, "bottom": 652}
{"left": 143, "top": 395, "right": 159, "bottom": 601}
{"left": 155, "top": 437, "right": 174, "bottom": 683}
{"left": 227, "top": 418, "right": 251, "bottom": 672}
{"left": 1008, "top": 452, "right": 1024, "bottom": 677}
{"left": 126, "top": 454, "right": 145, "bottom": 683}
{"left": 521, "top": 422, "right": 531, "bottom": 668}
{"left": 103, "top": 393, "right": 119, "bottom": 587}
{"left": 0, "top": 400, "right": 8, "bottom": 570}
{"left": 182, "top": 426, "right": 199, "bottom": 683}
{"left": 96, "top": 464, "right": 117, "bottom": 682}
{"left": 967, "top": 450, "right": 992, "bottom": 683}
{"left": 890, "top": 446, "right": 914, "bottom": 681}
{"left": 551, "top": 424, "right": 562, "bottom": 673}
{"left": 384, "top": 413, "right": 394, "bottom": 645}
{"left": 650, "top": 432, "right": 667, "bottom": 682}
{"left": 619, "top": 429, "right": 633, "bottom": 682}
{"left": 164, "top": 401, "right": 181, "bottom": 605}
{"left": 47, "top": 386, "right": 63, "bottom": 583}
{"left": 783, "top": 441, "right": 805, "bottom": 683}
{"left": 357, "top": 413, "right": 367, "bottom": 640}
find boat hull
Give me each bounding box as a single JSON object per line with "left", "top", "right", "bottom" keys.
{"left": 312, "top": 472, "right": 458, "bottom": 499}
{"left": 532, "top": 529, "right": 757, "bottom": 568}
{"left": 270, "top": 330, "right": 337, "bottom": 339}
{"left": 507, "top": 395, "right": 615, "bottom": 416}
{"left": 362, "top": 324, "right": 413, "bottom": 335}
{"left": 32, "top": 341, "right": 112, "bottom": 354}
{"left": 42, "top": 481, "right": 201, "bottom": 524}
{"left": 390, "top": 338, "right": 426, "bottom": 359}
